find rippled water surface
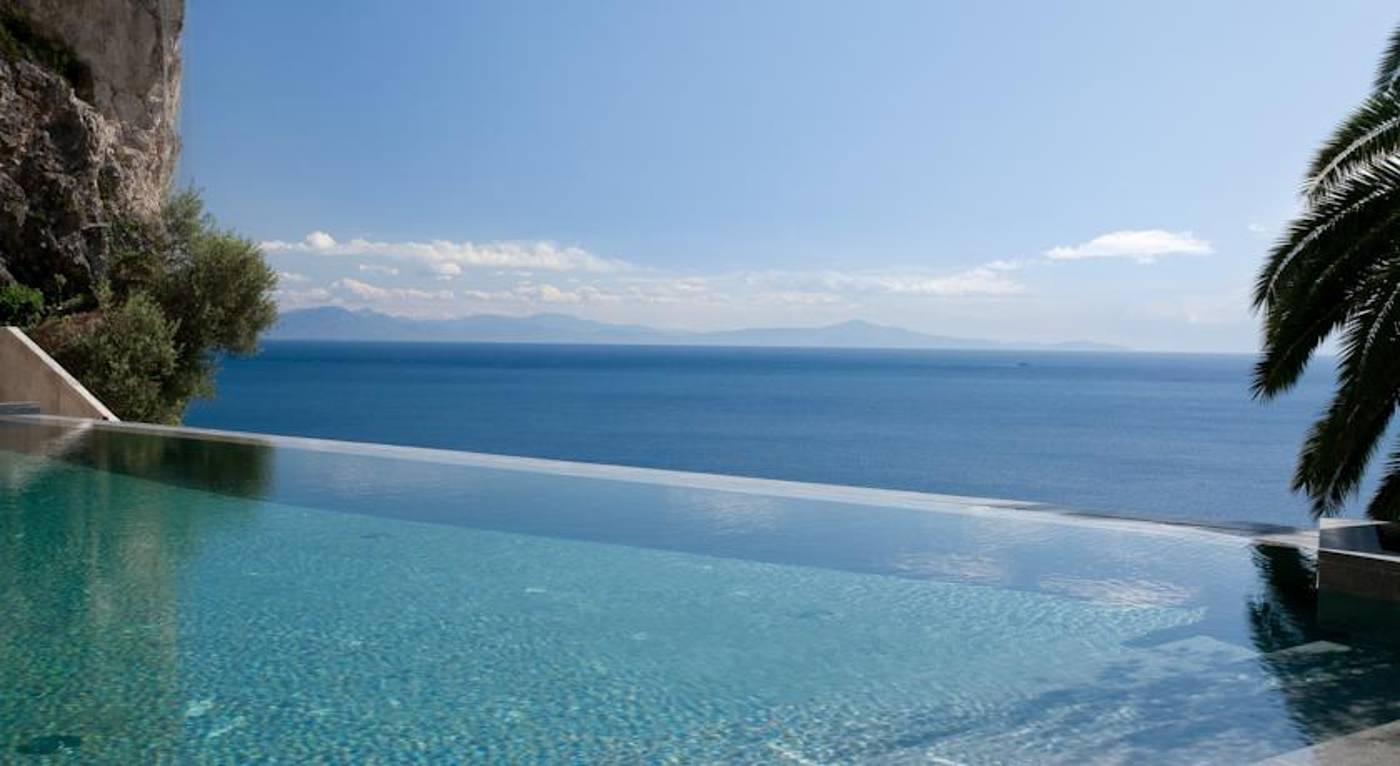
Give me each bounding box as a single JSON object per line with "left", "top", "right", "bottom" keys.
{"left": 3, "top": 419, "right": 1398, "bottom": 763}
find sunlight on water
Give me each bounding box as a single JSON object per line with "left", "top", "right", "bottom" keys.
{"left": 3, "top": 419, "right": 1400, "bottom": 762}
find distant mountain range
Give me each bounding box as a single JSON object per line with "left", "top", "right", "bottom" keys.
{"left": 268, "top": 307, "right": 1126, "bottom": 351}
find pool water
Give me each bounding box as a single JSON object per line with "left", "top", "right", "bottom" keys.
{"left": 2, "top": 418, "right": 1399, "bottom": 763}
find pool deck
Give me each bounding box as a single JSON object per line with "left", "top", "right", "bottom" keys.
{"left": 1254, "top": 719, "right": 1400, "bottom": 765}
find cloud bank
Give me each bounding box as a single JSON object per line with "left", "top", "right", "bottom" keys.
{"left": 1044, "top": 230, "right": 1210, "bottom": 263}
{"left": 261, "top": 231, "right": 629, "bottom": 276}
{"left": 261, "top": 224, "right": 1225, "bottom": 344}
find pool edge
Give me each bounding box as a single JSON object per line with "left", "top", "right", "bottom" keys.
{"left": 1, "top": 413, "right": 1311, "bottom": 546}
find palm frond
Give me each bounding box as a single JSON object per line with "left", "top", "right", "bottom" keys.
{"left": 1377, "top": 24, "right": 1400, "bottom": 92}
{"left": 1252, "top": 205, "right": 1400, "bottom": 398}
{"left": 1251, "top": 160, "right": 1400, "bottom": 398}
{"left": 1253, "top": 159, "right": 1400, "bottom": 313}
{"left": 1304, "top": 94, "right": 1400, "bottom": 205}
{"left": 1354, "top": 256, "right": 1400, "bottom": 370}
{"left": 1291, "top": 273, "right": 1400, "bottom": 516}
{"left": 1366, "top": 444, "right": 1400, "bottom": 520}
{"left": 1293, "top": 404, "right": 1391, "bottom": 516}
{"left": 1260, "top": 21, "right": 1400, "bottom": 520}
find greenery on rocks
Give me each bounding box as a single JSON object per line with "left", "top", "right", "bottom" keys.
{"left": 48, "top": 290, "right": 178, "bottom": 423}
{"left": 0, "top": 283, "right": 43, "bottom": 326}
{"left": 1253, "top": 24, "right": 1400, "bottom": 520}
{"left": 27, "top": 190, "right": 277, "bottom": 424}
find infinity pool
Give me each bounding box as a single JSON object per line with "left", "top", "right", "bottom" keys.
{"left": 2, "top": 417, "right": 1399, "bottom": 763}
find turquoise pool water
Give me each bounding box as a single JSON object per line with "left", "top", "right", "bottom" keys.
{"left": 2, "top": 418, "right": 1399, "bottom": 763}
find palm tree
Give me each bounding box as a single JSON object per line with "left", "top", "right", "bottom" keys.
{"left": 1254, "top": 25, "right": 1400, "bottom": 520}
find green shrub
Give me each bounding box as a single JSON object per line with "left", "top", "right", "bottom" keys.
{"left": 158, "top": 191, "right": 279, "bottom": 358}
{"left": 0, "top": 283, "right": 44, "bottom": 327}
{"left": 33, "top": 189, "right": 277, "bottom": 423}
{"left": 47, "top": 292, "right": 179, "bottom": 424}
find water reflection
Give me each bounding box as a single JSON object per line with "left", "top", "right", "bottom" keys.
{"left": 0, "top": 422, "right": 273, "bottom": 759}
{"left": 851, "top": 546, "right": 1400, "bottom": 762}
{"left": 1247, "top": 544, "right": 1400, "bottom": 749}
{"left": 6, "top": 418, "right": 1400, "bottom": 760}
{"left": 0, "top": 421, "right": 274, "bottom": 498}
{"left": 1247, "top": 544, "right": 1320, "bottom": 653}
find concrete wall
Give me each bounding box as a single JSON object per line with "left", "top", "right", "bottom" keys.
{"left": 0, "top": 326, "right": 117, "bottom": 420}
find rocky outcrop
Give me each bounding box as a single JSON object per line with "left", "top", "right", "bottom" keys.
{"left": 0, "top": 0, "right": 183, "bottom": 296}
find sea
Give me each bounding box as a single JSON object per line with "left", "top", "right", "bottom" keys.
{"left": 185, "top": 341, "right": 1343, "bottom": 528}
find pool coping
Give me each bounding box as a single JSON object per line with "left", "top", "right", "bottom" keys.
{"left": 1, "top": 414, "right": 1314, "bottom": 547}
{"left": 1252, "top": 718, "right": 1400, "bottom": 765}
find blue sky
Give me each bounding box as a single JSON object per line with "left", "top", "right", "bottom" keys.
{"left": 180, "top": 1, "right": 1395, "bottom": 351}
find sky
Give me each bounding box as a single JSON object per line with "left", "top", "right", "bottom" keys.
{"left": 179, "top": 1, "right": 1397, "bottom": 352}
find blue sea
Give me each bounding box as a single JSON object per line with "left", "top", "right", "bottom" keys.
{"left": 186, "top": 341, "right": 1339, "bottom": 527}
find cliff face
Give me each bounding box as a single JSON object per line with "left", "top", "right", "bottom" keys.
{"left": 0, "top": 0, "right": 183, "bottom": 296}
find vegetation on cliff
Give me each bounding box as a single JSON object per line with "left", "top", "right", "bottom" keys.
{"left": 0, "top": 283, "right": 43, "bottom": 326}
{"left": 1, "top": 4, "right": 268, "bottom": 423}
{"left": 20, "top": 190, "right": 277, "bottom": 423}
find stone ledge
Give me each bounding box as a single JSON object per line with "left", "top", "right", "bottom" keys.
{"left": 1252, "top": 718, "right": 1400, "bottom": 765}
{"left": 1316, "top": 519, "right": 1400, "bottom": 639}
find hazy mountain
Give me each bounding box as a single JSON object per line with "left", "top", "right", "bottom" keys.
{"left": 268, "top": 307, "right": 1126, "bottom": 351}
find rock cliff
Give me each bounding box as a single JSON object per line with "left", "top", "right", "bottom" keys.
{"left": 0, "top": 0, "right": 183, "bottom": 298}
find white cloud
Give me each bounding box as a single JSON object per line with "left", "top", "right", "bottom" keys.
{"left": 747, "top": 265, "right": 1025, "bottom": 298}
{"left": 844, "top": 268, "right": 1024, "bottom": 297}
{"left": 520, "top": 283, "right": 581, "bottom": 304}
{"left": 984, "top": 259, "right": 1025, "bottom": 272}
{"left": 1044, "top": 230, "right": 1211, "bottom": 263}
{"left": 261, "top": 231, "right": 628, "bottom": 274}
{"left": 331, "top": 277, "right": 453, "bottom": 302}
{"left": 459, "top": 288, "right": 515, "bottom": 302}
{"left": 273, "top": 286, "right": 332, "bottom": 310}
{"left": 358, "top": 263, "right": 400, "bottom": 275}
{"left": 612, "top": 276, "right": 725, "bottom": 305}
{"left": 750, "top": 290, "right": 848, "bottom": 306}
{"left": 259, "top": 222, "right": 1251, "bottom": 347}
{"left": 461, "top": 283, "right": 627, "bottom": 305}
{"left": 305, "top": 230, "right": 337, "bottom": 249}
